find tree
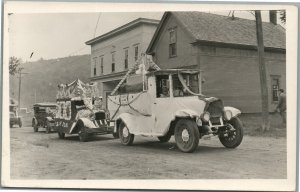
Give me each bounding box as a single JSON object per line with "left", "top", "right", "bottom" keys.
{"left": 9, "top": 56, "right": 23, "bottom": 75}
{"left": 255, "top": 11, "right": 270, "bottom": 131}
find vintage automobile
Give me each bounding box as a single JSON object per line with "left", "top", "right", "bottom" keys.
{"left": 54, "top": 79, "right": 117, "bottom": 142}
{"left": 108, "top": 68, "right": 243, "bottom": 153}
{"left": 10, "top": 104, "right": 22, "bottom": 128}
{"left": 32, "top": 103, "right": 57, "bottom": 133}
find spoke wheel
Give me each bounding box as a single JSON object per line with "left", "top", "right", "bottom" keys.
{"left": 119, "top": 122, "right": 134, "bottom": 145}
{"left": 219, "top": 117, "right": 243, "bottom": 148}
{"left": 174, "top": 119, "right": 200, "bottom": 153}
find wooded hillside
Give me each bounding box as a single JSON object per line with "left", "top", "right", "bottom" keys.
{"left": 9, "top": 55, "right": 91, "bottom": 109}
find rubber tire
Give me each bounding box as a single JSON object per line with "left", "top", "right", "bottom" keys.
{"left": 45, "top": 121, "right": 51, "bottom": 134}
{"left": 158, "top": 132, "right": 172, "bottom": 143}
{"left": 10, "top": 123, "right": 13, "bottom": 128}
{"left": 219, "top": 117, "right": 244, "bottom": 148}
{"left": 174, "top": 119, "right": 200, "bottom": 153}
{"left": 18, "top": 120, "right": 22, "bottom": 128}
{"left": 112, "top": 132, "right": 119, "bottom": 139}
{"left": 78, "top": 127, "right": 89, "bottom": 142}
{"left": 33, "top": 119, "right": 38, "bottom": 132}
{"left": 119, "top": 122, "right": 134, "bottom": 145}
{"left": 58, "top": 131, "right": 65, "bottom": 139}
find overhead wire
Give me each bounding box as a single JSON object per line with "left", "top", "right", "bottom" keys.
{"left": 94, "top": 13, "right": 102, "bottom": 38}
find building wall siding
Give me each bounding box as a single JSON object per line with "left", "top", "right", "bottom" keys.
{"left": 150, "top": 14, "right": 286, "bottom": 113}
{"left": 89, "top": 23, "right": 158, "bottom": 108}
{"left": 152, "top": 16, "right": 198, "bottom": 69}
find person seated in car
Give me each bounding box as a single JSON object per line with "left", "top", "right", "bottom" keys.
{"left": 93, "top": 96, "right": 103, "bottom": 111}
{"left": 160, "top": 86, "right": 169, "bottom": 98}
{"left": 173, "top": 86, "right": 184, "bottom": 97}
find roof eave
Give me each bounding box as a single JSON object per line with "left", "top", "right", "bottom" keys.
{"left": 86, "top": 18, "right": 159, "bottom": 46}
{"left": 193, "top": 40, "right": 286, "bottom": 53}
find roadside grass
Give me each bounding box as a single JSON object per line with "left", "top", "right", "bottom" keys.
{"left": 239, "top": 113, "right": 286, "bottom": 138}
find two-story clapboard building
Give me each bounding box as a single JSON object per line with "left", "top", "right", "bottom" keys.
{"left": 146, "top": 11, "right": 286, "bottom": 113}
{"left": 86, "top": 18, "right": 159, "bottom": 108}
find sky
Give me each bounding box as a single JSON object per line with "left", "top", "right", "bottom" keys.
{"left": 8, "top": 11, "right": 280, "bottom": 62}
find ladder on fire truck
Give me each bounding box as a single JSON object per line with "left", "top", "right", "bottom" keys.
{"left": 110, "top": 54, "right": 160, "bottom": 96}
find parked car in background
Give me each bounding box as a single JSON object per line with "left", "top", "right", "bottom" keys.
{"left": 32, "top": 103, "right": 57, "bottom": 133}
{"left": 10, "top": 104, "right": 22, "bottom": 128}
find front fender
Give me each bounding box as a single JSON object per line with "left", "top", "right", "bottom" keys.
{"left": 174, "top": 109, "right": 199, "bottom": 118}
{"left": 70, "top": 118, "right": 97, "bottom": 134}
{"left": 224, "top": 106, "right": 241, "bottom": 119}
{"left": 115, "top": 113, "right": 155, "bottom": 135}
{"left": 79, "top": 118, "right": 97, "bottom": 129}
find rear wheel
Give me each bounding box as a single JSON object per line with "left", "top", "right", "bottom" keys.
{"left": 119, "top": 122, "right": 134, "bottom": 145}
{"left": 112, "top": 132, "right": 119, "bottom": 139}
{"left": 219, "top": 117, "right": 243, "bottom": 148}
{"left": 174, "top": 119, "right": 200, "bottom": 153}
{"left": 158, "top": 132, "right": 172, "bottom": 143}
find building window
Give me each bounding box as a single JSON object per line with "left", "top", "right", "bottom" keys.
{"left": 100, "top": 56, "right": 104, "bottom": 74}
{"left": 271, "top": 75, "right": 280, "bottom": 102}
{"left": 169, "top": 28, "right": 177, "bottom": 57}
{"left": 134, "top": 45, "right": 139, "bottom": 61}
{"left": 111, "top": 53, "right": 115, "bottom": 72}
{"left": 93, "top": 57, "right": 97, "bottom": 76}
{"left": 124, "top": 49, "right": 128, "bottom": 69}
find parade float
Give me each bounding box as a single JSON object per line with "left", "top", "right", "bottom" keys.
{"left": 54, "top": 79, "right": 116, "bottom": 142}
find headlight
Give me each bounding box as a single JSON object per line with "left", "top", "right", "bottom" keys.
{"left": 224, "top": 110, "right": 232, "bottom": 121}
{"left": 201, "top": 112, "right": 210, "bottom": 122}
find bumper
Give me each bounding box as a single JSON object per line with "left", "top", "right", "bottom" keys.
{"left": 85, "top": 125, "right": 114, "bottom": 134}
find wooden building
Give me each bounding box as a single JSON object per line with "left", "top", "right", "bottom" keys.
{"left": 86, "top": 18, "right": 159, "bottom": 108}
{"left": 146, "top": 12, "right": 286, "bottom": 113}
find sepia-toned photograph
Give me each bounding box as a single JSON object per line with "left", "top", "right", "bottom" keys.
{"left": 2, "top": 2, "right": 298, "bottom": 191}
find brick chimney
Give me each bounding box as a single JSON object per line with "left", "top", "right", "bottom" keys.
{"left": 269, "top": 10, "right": 277, "bottom": 25}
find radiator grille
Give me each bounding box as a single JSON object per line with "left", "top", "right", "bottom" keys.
{"left": 207, "top": 100, "right": 224, "bottom": 117}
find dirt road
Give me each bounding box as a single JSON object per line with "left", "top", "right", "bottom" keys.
{"left": 10, "top": 126, "right": 286, "bottom": 179}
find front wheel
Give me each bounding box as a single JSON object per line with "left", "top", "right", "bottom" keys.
{"left": 119, "top": 122, "right": 134, "bottom": 145}
{"left": 33, "top": 119, "right": 38, "bottom": 132}
{"left": 174, "top": 119, "right": 200, "bottom": 153}
{"left": 78, "top": 127, "right": 89, "bottom": 142}
{"left": 45, "top": 121, "right": 51, "bottom": 134}
{"left": 18, "top": 120, "right": 22, "bottom": 128}
{"left": 219, "top": 117, "right": 243, "bottom": 148}
{"left": 58, "top": 131, "right": 65, "bottom": 139}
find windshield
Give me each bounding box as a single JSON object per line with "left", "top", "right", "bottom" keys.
{"left": 172, "top": 73, "right": 200, "bottom": 97}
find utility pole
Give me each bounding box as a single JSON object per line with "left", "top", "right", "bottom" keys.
{"left": 255, "top": 11, "right": 270, "bottom": 131}
{"left": 17, "top": 71, "right": 28, "bottom": 110}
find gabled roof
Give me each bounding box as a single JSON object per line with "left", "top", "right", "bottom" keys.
{"left": 86, "top": 18, "right": 159, "bottom": 45}
{"left": 147, "top": 12, "right": 286, "bottom": 54}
